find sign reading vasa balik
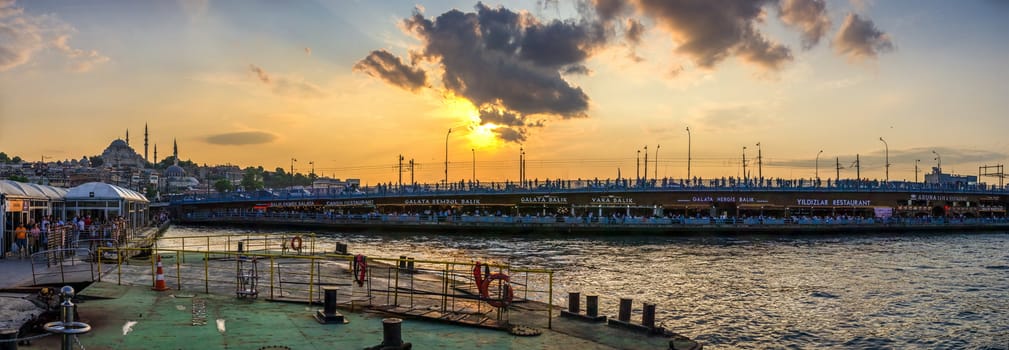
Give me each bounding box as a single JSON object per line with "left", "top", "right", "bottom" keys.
{"left": 590, "top": 196, "right": 634, "bottom": 204}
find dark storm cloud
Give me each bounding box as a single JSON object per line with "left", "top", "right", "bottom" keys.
{"left": 353, "top": 49, "right": 427, "bottom": 91}
{"left": 777, "top": 0, "right": 830, "bottom": 49}
{"left": 205, "top": 131, "right": 278, "bottom": 145}
{"left": 593, "top": 0, "right": 628, "bottom": 22}
{"left": 834, "top": 13, "right": 893, "bottom": 60}
{"left": 634, "top": 0, "right": 793, "bottom": 70}
{"left": 479, "top": 108, "right": 526, "bottom": 127}
{"left": 494, "top": 127, "right": 527, "bottom": 143}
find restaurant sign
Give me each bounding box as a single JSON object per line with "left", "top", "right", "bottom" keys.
{"left": 5, "top": 199, "right": 26, "bottom": 212}
{"left": 404, "top": 199, "right": 482, "bottom": 205}
{"left": 796, "top": 199, "right": 872, "bottom": 206}
{"left": 520, "top": 196, "right": 568, "bottom": 204}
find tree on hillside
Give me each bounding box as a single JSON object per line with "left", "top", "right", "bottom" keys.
{"left": 241, "top": 167, "right": 264, "bottom": 191}
{"left": 214, "top": 179, "right": 234, "bottom": 193}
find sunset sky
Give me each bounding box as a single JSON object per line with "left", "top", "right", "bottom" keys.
{"left": 2, "top": 0, "right": 1008, "bottom": 185}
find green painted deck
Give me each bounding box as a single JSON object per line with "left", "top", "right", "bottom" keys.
{"left": 27, "top": 281, "right": 692, "bottom": 350}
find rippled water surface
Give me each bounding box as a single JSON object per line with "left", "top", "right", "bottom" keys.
{"left": 166, "top": 226, "right": 1009, "bottom": 349}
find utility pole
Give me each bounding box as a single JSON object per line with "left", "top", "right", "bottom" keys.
{"left": 756, "top": 142, "right": 762, "bottom": 180}
{"left": 471, "top": 149, "right": 475, "bottom": 182}
{"left": 398, "top": 155, "right": 404, "bottom": 189}
{"left": 856, "top": 154, "right": 861, "bottom": 183}
{"left": 836, "top": 157, "right": 841, "bottom": 184}
{"left": 409, "top": 159, "right": 415, "bottom": 186}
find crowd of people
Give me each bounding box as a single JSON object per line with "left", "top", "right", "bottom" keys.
{"left": 8, "top": 214, "right": 133, "bottom": 259}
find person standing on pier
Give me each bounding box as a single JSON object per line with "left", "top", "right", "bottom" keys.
{"left": 14, "top": 223, "right": 28, "bottom": 258}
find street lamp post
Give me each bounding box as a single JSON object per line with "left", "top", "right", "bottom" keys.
{"left": 655, "top": 144, "right": 660, "bottom": 181}
{"left": 815, "top": 150, "right": 823, "bottom": 184}
{"left": 444, "top": 128, "right": 451, "bottom": 187}
{"left": 471, "top": 148, "right": 475, "bottom": 183}
{"left": 685, "top": 127, "right": 691, "bottom": 181}
{"left": 636, "top": 149, "right": 640, "bottom": 184}
{"left": 290, "top": 158, "right": 297, "bottom": 190}
{"left": 742, "top": 146, "right": 748, "bottom": 184}
{"left": 643, "top": 145, "right": 648, "bottom": 186}
{"left": 915, "top": 159, "right": 921, "bottom": 183}
{"left": 756, "top": 142, "right": 762, "bottom": 181}
{"left": 879, "top": 137, "right": 889, "bottom": 182}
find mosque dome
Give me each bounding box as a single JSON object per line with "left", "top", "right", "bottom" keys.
{"left": 165, "top": 164, "right": 186, "bottom": 177}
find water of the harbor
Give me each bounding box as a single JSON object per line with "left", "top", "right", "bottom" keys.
{"left": 165, "top": 226, "right": 1009, "bottom": 349}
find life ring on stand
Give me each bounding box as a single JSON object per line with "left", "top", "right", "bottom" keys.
{"left": 479, "top": 272, "right": 514, "bottom": 308}
{"left": 290, "top": 236, "right": 303, "bottom": 252}
{"left": 352, "top": 254, "right": 367, "bottom": 287}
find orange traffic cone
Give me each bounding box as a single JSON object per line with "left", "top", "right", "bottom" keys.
{"left": 152, "top": 254, "right": 170, "bottom": 291}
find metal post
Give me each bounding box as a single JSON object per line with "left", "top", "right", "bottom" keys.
{"left": 568, "top": 292, "right": 581, "bottom": 314}
{"left": 756, "top": 142, "right": 762, "bottom": 181}
{"left": 815, "top": 150, "right": 823, "bottom": 184}
{"left": 643, "top": 145, "right": 648, "bottom": 185}
{"left": 586, "top": 295, "right": 599, "bottom": 317}
{"left": 618, "top": 298, "right": 632, "bottom": 322}
{"left": 548, "top": 271, "right": 553, "bottom": 329}
{"left": 269, "top": 255, "right": 274, "bottom": 299}
{"left": 915, "top": 159, "right": 920, "bottom": 183}
{"left": 642, "top": 303, "right": 656, "bottom": 329}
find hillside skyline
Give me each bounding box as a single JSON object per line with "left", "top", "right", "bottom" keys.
{"left": 2, "top": 0, "right": 1008, "bottom": 183}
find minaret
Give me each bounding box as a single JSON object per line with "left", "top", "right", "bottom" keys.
{"left": 126, "top": 129, "right": 130, "bottom": 146}
{"left": 173, "top": 138, "right": 179, "bottom": 166}
{"left": 144, "top": 123, "right": 149, "bottom": 163}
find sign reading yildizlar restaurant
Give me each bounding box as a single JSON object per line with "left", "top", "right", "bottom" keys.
{"left": 520, "top": 196, "right": 568, "bottom": 204}
{"left": 590, "top": 196, "right": 634, "bottom": 204}
{"left": 796, "top": 199, "right": 872, "bottom": 206}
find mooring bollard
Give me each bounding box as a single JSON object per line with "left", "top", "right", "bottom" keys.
{"left": 406, "top": 258, "right": 415, "bottom": 273}
{"left": 382, "top": 318, "right": 403, "bottom": 347}
{"left": 399, "top": 256, "right": 407, "bottom": 269}
{"left": 568, "top": 292, "right": 581, "bottom": 314}
{"left": 0, "top": 328, "right": 17, "bottom": 350}
{"left": 618, "top": 298, "right": 632, "bottom": 322}
{"left": 642, "top": 303, "right": 656, "bottom": 329}
{"left": 237, "top": 241, "right": 244, "bottom": 253}
{"left": 586, "top": 295, "right": 599, "bottom": 317}
{"left": 315, "top": 287, "right": 346, "bottom": 324}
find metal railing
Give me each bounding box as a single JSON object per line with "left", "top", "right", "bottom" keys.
{"left": 95, "top": 239, "right": 557, "bottom": 329}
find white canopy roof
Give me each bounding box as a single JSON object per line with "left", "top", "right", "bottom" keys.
{"left": 64, "top": 182, "right": 149, "bottom": 203}
{"left": 0, "top": 180, "right": 69, "bottom": 200}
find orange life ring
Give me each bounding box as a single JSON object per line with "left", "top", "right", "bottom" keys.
{"left": 290, "top": 236, "right": 303, "bottom": 252}
{"left": 479, "top": 272, "right": 514, "bottom": 308}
